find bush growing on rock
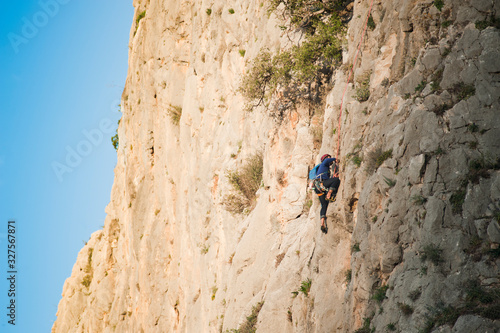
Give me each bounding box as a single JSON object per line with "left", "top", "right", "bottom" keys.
{"left": 136, "top": 10, "right": 146, "bottom": 24}
{"left": 111, "top": 133, "right": 119, "bottom": 150}
{"left": 376, "top": 149, "right": 392, "bottom": 166}
{"left": 81, "top": 248, "right": 94, "bottom": 288}
{"left": 134, "top": 10, "right": 146, "bottom": 35}
{"left": 299, "top": 278, "right": 312, "bottom": 296}
{"left": 240, "top": 3, "right": 347, "bottom": 108}
{"left": 411, "top": 195, "right": 427, "bottom": 206}
{"left": 449, "top": 156, "right": 499, "bottom": 214}
{"left": 398, "top": 302, "right": 414, "bottom": 315}
{"left": 433, "top": 103, "right": 451, "bottom": 116}
{"left": 475, "top": 16, "right": 500, "bottom": 30}
{"left": 268, "top": 0, "right": 351, "bottom": 28}
{"left": 383, "top": 176, "right": 396, "bottom": 187}
{"left": 465, "top": 279, "right": 495, "bottom": 304}
{"left": 345, "top": 269, "right": 352, "bottom": 283}
{"left": 372, "top": 285, "right": 389, "bottom": 303}
{"left": 240, "top": 51, "right": 274, "bottom": 104}
{"left": 226, "top": 301, "right": 264, "bottom": 333}
{"left": 367, "top": 15, "right": 375, "bottom": 30}
{"left": 451, "top": 82, "right": 475, "bottom": 101}
{"left": 81, "top": 274, "right": 92, "bottom": 288}
{"left": 227, "top": 152, "right": 263, "bottom": 200}
{"left": 420, "top": 244, "right": 443, "bottom": 265}
{"left": 466, "top": 157, "right": 496, "bottom": 184}
{"left": 354, "top": 71, "right": 371, "bottom": 102}
{"left": 354, "top": 86, "right": 370, "bottom": 102}
{"left": 420, "top": 284, "right": 500, "bottom": 333}
{"left": 408, "top": 288, "right": 421, "bottom": 301}
{"left": 167, "top": 104, "right": 183, "bottom": 125}
{"left": 365, "top": 148, "right": 392, "bottom": 173}
{"left": 351, "top": 154, "right": 362, "bottom": 167}
{"left": 351, "top": 242, "right": 360, "bottom": 253}
{"left": 415, "top": 80, "right": 427, "bottom": 94}
{"left": 111, "top": 119, "right": 120, "bottom": 150}
{"left": 420, "top": 304, "right": 461, "bottom": 332}
{"left": 354, "top": 316, "right": 374, "bottom": 333}
{"left": 224, "top": 152, "right": 263, "bottom": 214}
{"left": 450, "top": 189, "right": 466, "bottom": 214}
{"left": 433, "top": 0, "right": 444, "bottom": 11}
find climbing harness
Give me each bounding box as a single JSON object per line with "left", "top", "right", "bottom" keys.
{"left": 334, "top": 0, "right": 375, "bottom": 177}
{"left": 312, "top": 179, "right": 337, "bottom": 202}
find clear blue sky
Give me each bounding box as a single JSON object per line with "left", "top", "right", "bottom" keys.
{"left": 0, "top": 1, "right": 133, "bottom": 332}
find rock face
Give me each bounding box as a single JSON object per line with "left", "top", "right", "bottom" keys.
{"left": 53, "top": 0, "right": 500, "bottom": 332}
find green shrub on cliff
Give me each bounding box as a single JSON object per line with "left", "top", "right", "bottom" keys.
{"left": 224, "top": 152, "right": 263, "bottom": 214}
{"left": 136, "top": 10, "right": 146, "bottom": 24}
{"left": 367, "top": 15, "right": 375, "bottom": 30}
{"left": 167, "top": 104, "right": 183, "bottom": 125}
{"left": 433, "top": 0, "right": 444, "bottom": 11}
{"left": 240, "top": 3, "right": 347, "bottom": 108}
{"left": 81, "top": 248, "right": 94, "bottom": 288}
{"left": 299, "top": 278, "right": 312, "bottom": 296}
{"left": 134, "top": 10, "right": 146, "bottom": 35}
{"left": 421, "top": 244, "right": 443, "bottom": 265}
{"left": 111, "top": 119, "right": 120, "bottom": 150}
{"left": 268, "top": 0, "right": 348, "bottom": 28}
{"left": 354, "top": 72, "right": 371, "bottom": 102}
{"left": 226, "top": 301, "right": 264, "bottom": 333}
{"left": 240, "top": 51, "right": 274, "bottom": 103}
{"left": 111, "top": 133, "right": 119, "bottom": 150}
{"left": 372, "top": 285, "right": 389, "bottom": 303}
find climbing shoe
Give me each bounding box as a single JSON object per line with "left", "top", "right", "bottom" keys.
{"left": 320, "top": 219, "right": 328, "bottom": 234}
{"left": 327, "top": 195, "right": 336, "bottom": 202}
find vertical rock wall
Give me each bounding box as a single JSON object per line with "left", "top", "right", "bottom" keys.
{"left": 53, "top": 0, "right": 500, "bottom": 332}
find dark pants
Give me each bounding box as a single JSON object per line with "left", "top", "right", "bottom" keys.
{"left": 317, "top": 177, "right": 340, "bottom": 218}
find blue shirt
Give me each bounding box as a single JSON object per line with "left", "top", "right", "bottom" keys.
{"left": 317, "top": 158, "right": 336, "bottom": 180}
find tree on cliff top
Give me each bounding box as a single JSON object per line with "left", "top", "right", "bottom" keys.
{"left": 240, "top": 1, "right": 351, "bottom": 109}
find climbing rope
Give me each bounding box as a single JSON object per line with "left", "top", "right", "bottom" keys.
{"left": 334, "top": 0, "right": 375, "bottom": 176}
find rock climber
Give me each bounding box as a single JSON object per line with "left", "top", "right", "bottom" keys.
{"left": 313, "top": 154, "right": 340, "bottom": 234}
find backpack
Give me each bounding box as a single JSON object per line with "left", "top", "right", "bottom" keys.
{"left": 308, "top": 164, "right": 321, "bottom": 180}
{"left": 308, "top": 164, "right": 322, "bottom": 193}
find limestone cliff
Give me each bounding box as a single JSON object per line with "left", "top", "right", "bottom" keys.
{"left": 53, "top": 0, "right": 500, "bottom": 332}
